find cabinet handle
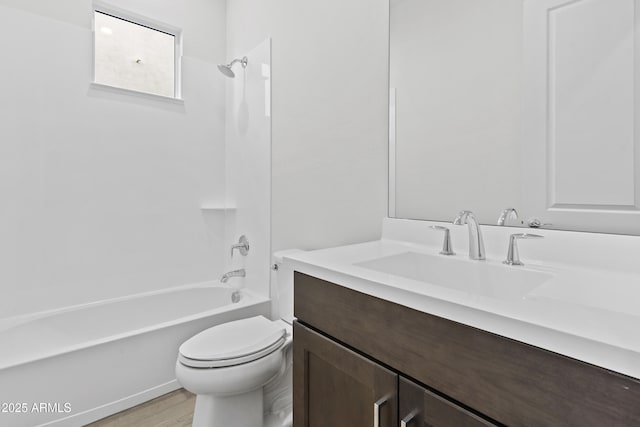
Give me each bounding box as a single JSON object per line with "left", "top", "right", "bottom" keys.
{"left": 400, "top": 409, "right": 418, "bottom": 427}
{"left": 373, "top": 396, "right": 388, "bottom": 427}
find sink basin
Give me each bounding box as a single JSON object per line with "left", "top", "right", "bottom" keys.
{"left": 355, "top": 252, "right": 553, "bottom": 300}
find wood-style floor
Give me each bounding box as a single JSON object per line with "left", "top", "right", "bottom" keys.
{"left": 87, "top": 389, "right": 196, "bottom": 427}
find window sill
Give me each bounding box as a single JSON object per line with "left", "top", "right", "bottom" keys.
{"left": 89, "top": 82, "right": 185, "bottom": 105}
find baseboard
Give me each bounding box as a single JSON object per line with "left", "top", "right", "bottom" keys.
{"left": 36, "top": 380, "right": 181, "bottom": 427}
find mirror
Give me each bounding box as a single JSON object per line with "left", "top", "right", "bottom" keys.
{"left": 390, "top": 0, "right": 640, "bottom": 235}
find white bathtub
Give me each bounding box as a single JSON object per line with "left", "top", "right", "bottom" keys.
{"left": 0, "top": 283, "right": 270, "bottom": 427}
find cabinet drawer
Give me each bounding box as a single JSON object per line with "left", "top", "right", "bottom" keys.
{"left": 423, "top": 389, "right": 494, "bottom": 427}
{"left": 400, "top": 377, "right": 498, "bottom": 427}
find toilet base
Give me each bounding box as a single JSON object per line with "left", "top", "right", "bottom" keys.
{"left": 192, "top": 389, "right": 263, "bottom": 427}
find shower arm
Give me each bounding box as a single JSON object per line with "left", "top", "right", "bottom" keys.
{"left": 227, "top": 56, "right": 248, "bottom": 68}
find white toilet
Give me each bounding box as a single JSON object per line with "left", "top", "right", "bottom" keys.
{"left": 175, "top": 250, "right": 298, "bottom": 427}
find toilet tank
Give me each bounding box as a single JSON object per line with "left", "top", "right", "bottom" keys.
{"left": 271, "top": 250, "right": 304, "bottom": 323}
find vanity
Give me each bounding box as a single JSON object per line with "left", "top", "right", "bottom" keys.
{"left": 286, "top": 218, "right": 640, "bottom": 426}
{"left": 292, "top": 0, "right": 640, "bottom": 423}
{"left": 289, "top": 2, "right": 640, "bottom": 421}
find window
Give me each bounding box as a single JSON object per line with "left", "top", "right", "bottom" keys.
{"left": 93, "top": 4, "right": 182, "bottom": 99}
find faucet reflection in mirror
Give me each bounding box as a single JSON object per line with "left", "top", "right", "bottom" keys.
{"left": 497, "top": 208, "right": 518, "bottom": 226}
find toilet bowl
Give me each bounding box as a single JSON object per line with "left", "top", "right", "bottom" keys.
{"left": 176, "top": 316, "right": 292, "bottom": 427}
{"left": 176, "top": 249, "right": 300, "bottom": 427}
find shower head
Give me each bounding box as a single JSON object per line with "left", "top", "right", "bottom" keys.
{"left": 217, "top": 64, "right": 236, "bottom": 78}
{"left": 217, "top": 56, "right": 248, "bottom": 78}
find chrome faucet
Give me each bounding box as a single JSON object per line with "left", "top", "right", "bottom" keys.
{"left": 503, "top": 233, "right": 544, "bottom": 266}
{"left": 221, "top": 268, "right": 245, "bottom": 283}
{"left": 497, "top": 208, "right": 518, "bottom": 226}
{"left": 429, "top": 225, "right": 455, "bottom": 255}
{"left": 453, "top": 210, "right": 485, "bottom": 260}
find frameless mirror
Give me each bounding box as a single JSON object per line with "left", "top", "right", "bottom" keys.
{"left": 389, "top": 0, "right": 640, "bottom": 235}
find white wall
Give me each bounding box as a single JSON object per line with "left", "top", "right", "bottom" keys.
{"left": 226, "top": 0, "right": 389, "bottom": 253}
{"left": 0, "top": 0, "right": 223, "bottom": 62}
{"left": 0, "top": 0, "right": 227, "bottom": 318}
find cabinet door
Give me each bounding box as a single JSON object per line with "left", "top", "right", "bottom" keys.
{"left": 293, "top": 322, "right": 397, "bottom": 427}
{"left": 399, "top": 377, "right": 497, "bottom": 427}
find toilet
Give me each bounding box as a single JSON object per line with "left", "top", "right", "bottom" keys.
{"left": 175, "top": 250, "right": 299, "bottom": 427}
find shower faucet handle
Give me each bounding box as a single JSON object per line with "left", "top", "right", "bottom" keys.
{"left": 231, "top": 235, "right": 250, "bottom": 257}
{"left": 429, "top": 226, "right": 455, "bottom": 256}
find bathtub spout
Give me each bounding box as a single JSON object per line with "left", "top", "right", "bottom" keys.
{"left": 221, "top": 269, "right": 246, "bottom": 283}
{"left": 231, "top": 291, "right": 241, "bottom": 303}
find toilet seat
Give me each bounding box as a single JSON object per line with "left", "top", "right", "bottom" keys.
{"left": 179, "top": 337, "right": 286, "bottom": 368}
{"left": 178, "top": 316, "right": 287, "bottom": 369}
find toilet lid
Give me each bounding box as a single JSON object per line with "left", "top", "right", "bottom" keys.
{"left": 178, "top": 316, "right": 286, "bottom": 368}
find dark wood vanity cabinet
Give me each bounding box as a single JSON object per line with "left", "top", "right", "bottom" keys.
{"left": 293, "top": 321, "right": 492, "bottom": 427}
{"left": 293, "top": 272, "right": 640, "bottom": 427}
{"left": 293, "top": 322, "right": 397, "bottom": 427}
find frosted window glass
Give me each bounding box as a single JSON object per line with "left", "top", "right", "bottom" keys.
{"left": 94, "top": 11, "right": 176, "bottom": 98}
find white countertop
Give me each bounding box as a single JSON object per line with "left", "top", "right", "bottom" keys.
{"left": 283, "top": 218, "right": 640, "bottom": 380}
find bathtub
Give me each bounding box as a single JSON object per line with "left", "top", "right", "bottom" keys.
{"left": 0, "top": 283, "right": 270, "bottom": 427}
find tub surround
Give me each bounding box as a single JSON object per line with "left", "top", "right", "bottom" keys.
{"left": 284, "top": 217, "right": 640, "bottom": 380}
{"left": 0, "top": 2, "right": 229, "bottom": 320}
